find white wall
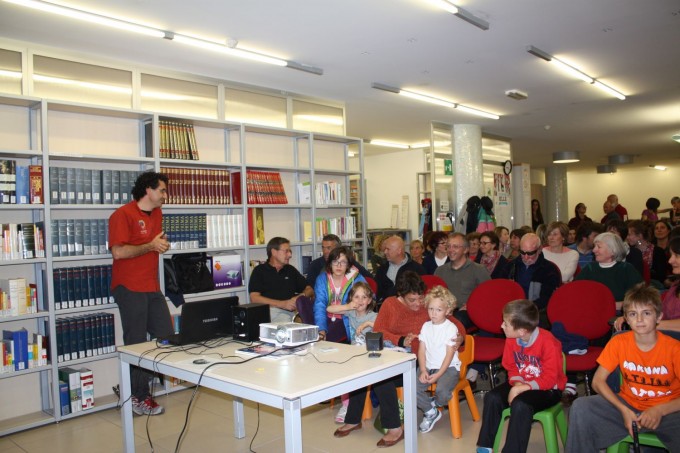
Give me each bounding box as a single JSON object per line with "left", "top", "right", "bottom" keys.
{"left": 567, "top": 166, "right": 679, "bottom": 223}
{"left": 365, "top": 149, "right": 425, "bottom": 238}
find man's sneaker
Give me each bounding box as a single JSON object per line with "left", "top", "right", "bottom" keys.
{"left": 335, "top": 404, "right": 348, "bottom": 423}
{"left": 131, "top": 396, "right": 165, "bottom": 416}
{"left": 419, "top": 407, "right": 442, "bottom": 433}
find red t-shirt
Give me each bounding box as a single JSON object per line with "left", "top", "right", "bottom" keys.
{"left": 109, "top": 201, "right": 163, "bottom": 292}
{"left": 597, "top": 331, "right": 680, "bottom": 411}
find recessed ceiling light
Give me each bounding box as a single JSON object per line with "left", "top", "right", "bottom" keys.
{"left": 650, "top": 165, "right": 667, "bottom": 171}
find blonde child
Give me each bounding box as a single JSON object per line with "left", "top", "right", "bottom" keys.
{"left": 326, "top": 281, "right": 378, "bottom": 422}
{"left": 417, "top": 285, "right": 461, "bottom": 433}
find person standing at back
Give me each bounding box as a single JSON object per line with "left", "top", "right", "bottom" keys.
{"left": 109, "top": 171, "right": 173, "bottom": 416}
{"left": 607, "top": 194, "right": 629, "bottom": 221}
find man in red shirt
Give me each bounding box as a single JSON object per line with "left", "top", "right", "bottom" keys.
{"left": 109, "top": 171, "right": 172, "bottom": 416}
{"left": 608, "top": 194, "right": 629, "bottom": 221}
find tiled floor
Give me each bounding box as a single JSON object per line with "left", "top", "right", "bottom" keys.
{"left": 1, "top": 383, "right": 567, "bottom": 453}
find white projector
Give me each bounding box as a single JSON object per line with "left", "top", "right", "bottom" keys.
{"left": 260, "top": 322, "right": 319, "bottom": 346}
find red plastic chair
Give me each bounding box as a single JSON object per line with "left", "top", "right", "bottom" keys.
{"left": 466, "top": 279, "right": 525, "bottom": 388}
{"left": 547, "top": 280, "right": 615, "bottom": 395}
{"left": 365, "top": 276, "right": 378, "bottom": 295}
{"left": 421, "top": 274, "right": 448, "bottom": 294}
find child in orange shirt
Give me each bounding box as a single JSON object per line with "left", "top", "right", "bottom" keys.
{"left": 566, "top": 283, "right": 680, "bottom": 452}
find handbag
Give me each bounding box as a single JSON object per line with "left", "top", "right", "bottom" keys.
{"left": 164, "top": 253, "right": 214, "bottom": 306}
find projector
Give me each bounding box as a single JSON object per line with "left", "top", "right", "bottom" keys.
{"left": 260, "top": 322, "right": 319, "bottom": 346}
{"left": 505, "top": 89, "right": 528, "bottom": 100}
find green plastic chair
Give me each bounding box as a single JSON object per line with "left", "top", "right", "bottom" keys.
{"left": 605, "top": 432, "right": 667, "bottom": 452}
{"left": 493, "top": 354, "right": 567, "bottom": 453}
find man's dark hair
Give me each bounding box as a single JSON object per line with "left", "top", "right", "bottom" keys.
{"left": 395, "top": 270, "right": 426, "bottom": 297}
{"left": 510, "top": 228, "right": 527, "bottom": 239}
{"left": 575, "top": 222, "right": 604, "bottom": 243}
{"left": 322, "top": 234, "right": 341, "bottom": 245}
{"left": 605, "top": 218, "right": 628, "bottom": 240}
{"left": 131, "top": 171, "right": 168, "bottom": 201}
{"left": 266, "top": 237, "right": 290, "bottom": 259}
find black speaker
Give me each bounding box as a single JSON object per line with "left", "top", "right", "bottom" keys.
{"left": 233, "top": 303, "right": 270, "bottom": 341}
{"left": 365, "top": 332, "right": 383, "bottom": 358}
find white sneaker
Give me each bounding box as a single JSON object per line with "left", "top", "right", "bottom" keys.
{"left": 466, "top": 368, "right": 479, "bottom": 382}
{"left": 132, "top": 396, "right": 165, "bottom": 416}
{"left": 419, "top": 408, "right": 442, "bottom": 433}
{"left": 335, "top": 404, "right": 348, "bottom": 423}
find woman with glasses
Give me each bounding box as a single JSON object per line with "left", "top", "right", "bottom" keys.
{"left": 313, "top": 246, "right": 367, "bottom": 344}
{"left": 423, "top": 231, "right": 450, "bottom": 274}
{"left": 627, "top": 220, "right": 668, "bottom": 285}
{"left": 543, "top": 221, "right": 580, "bottom": 283}
{"left": 476, "top": 231, "right": 509, "bottom": 279}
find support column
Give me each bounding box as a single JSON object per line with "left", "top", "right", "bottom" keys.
{"left": 545, "top": 165, "right": 568, "bottom": 223}
{"left": 453, "top": 124, "right": 484, "bottom": 220}
{"left": 512, "top": 163, "right": 532, "bottom": 229}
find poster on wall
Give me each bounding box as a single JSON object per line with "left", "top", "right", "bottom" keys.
{"left": 493, "top": 173, "right": 512, "bottom": 229}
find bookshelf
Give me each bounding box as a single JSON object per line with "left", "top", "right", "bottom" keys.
{"left": 0, "top": 93, "right": 366, "bottom": 435}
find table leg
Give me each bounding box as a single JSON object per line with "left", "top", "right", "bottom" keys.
{"left": 403, "top": 360, "right": 417, "bottom": 453}
{"left": 232, "top": 396, "right": 246, "bottom": 438}
{"left": 119, "top": 358, "right": 135, "bottom": 453}
{"left": 282, "top": 398, "right": 302, "bottom": 453}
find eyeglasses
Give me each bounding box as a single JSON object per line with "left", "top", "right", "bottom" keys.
{"left": 479, "top": 241, "right": 492, "bottom": 245}
{"left": 438, "top": 241, "right": 447, "bottom": 246}
{"left": 448, "top": 244, "right": 465, "bottom": 249}
{"left": 519, "top": 249, "right": 539, "bottom": 256}
{"left": 332, "top": 260, "right": 349, "bottom": 266}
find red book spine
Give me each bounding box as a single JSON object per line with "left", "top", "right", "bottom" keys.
{"left": 230, "top": 171, "right": 241, "bottom": 205}
{"left": 29, "top": 165, "right": 43, "bottom": 204}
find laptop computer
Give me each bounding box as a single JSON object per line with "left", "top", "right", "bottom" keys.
{"left": 163, "top": 296, "right": 239, "bottom": 346}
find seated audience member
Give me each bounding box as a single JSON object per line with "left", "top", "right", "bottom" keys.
{"left": 422, "top": 230, "right": 436, "bottom": 256}
{"left": 568, "top": 202, "right": 592, "bottom": 230}
{"left": 535, "top": 223, "right": 547, "bottom": 247}
{"left": 409, "top": 239, "right": 425, "bottom": 265}
{"left": 306, "top": 234, "right": 372, "bottom": 287}
{"left": 606, "top": 219, "right": 644, "bottom": 277}
{"left": 476, "top": 299, "right": 566, "bottom": 453}
{"left": 422, "top": 231, "right": 450, "bottom": 275}
{"left": 313, "top": 246, "right": 367, "bottom": 343}
{"left": 670, "top": 196, "right": 680, "bottom": 227}
{"left": 466, "top": 232, "right": 481, "bottom": 262}
{"left": 640, "top": 196, "right": 661, "bottom": 222}
{"left": 504, "top": 233, "right": 561, "bottom": 324}
{"left": 370, "top": 234, "right": 387, "bottom": 273}
{"left": 476, "top": 231, "right": 510, "bottom": 279}
{"left": 542, "top": 221, "right": 580, "bottom": 283}
{"left": 495, "top": 226, "right": 511, "bottom": 257}
{"left": 374, "top": 235, "right": 425, "bottom": 305}
{"left": 569, "top": 221, "right": 604, "bottom": 269}
{"left": 565, "top": 284, "right": 680, "bottom": 453}
{"left": 506, "top": 228, "right": 527, "bottom": 260}
{"left": 333, "top": 271, "right": 464, "bottom": 447}
{"left": 435, "top": 232, "right": 490, "bottom": 329}
{"left": 627, "top": 220, "right": 668, "bottom": 284}
{"left": 653, "top": 219, "right": 671, "bottom": 253}
{"left": 601, "top": 200, "right": 621, "bottom": 224}
{"left": 249, "top": 237, "right": 314, "bottom": 323}
{"left": 613, "top": 237, "right": 680, "bottom": 341}
{"left": 567, "top": 228, "right": 576, "bottom": 246}
{"left": 608, "top": 194, "right": 629, "bottom": 221}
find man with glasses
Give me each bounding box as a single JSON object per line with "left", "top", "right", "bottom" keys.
{"left": 249, "top": 236, "right": 315, "bottom": 322}
{"left": 505, "top": 233, "right": 562, "bottom": 327}
{"left": 374, "top": 235, "right": 425, "bottom": 306}
{"left": 434, "top": 232, "right": 489, "bottom": 329}
{"left": 305, "top": 234, "right": 373, "bottom": 287}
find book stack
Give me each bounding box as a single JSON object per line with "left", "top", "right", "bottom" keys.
{"left": 231, "top": 170, "right": 288, "bottom": 204}
{"left": 0, "top": 222, "right": 46, "bottom": 261}
{"left": 206, "top": 213, "right": 243, "bottom": 248}
{"left": 161, "top": 167, "right": 231, "bottom": 205}
{"left": 316, "top": 216, "right": 357, "bottom": 240}
{"left": 159, "top": 120, "right": 199, "bottom": 160}
{"left": 52, "top": 264, "right": 113, "bottom": 310}
{"left": 29, "top": 333, "right": 48, "bottom": 369}
{"left": 211, "top": 253, "right": 243, "bottom": 289}
{"left": 48, "top": 167, "right": 141, "bottom": 205}
{"left": 49, "top": 219, "right": 109, "bottom": 257}
{"left": 56, "top": 313, "right": 115, "bottom": 363}
{"left": 162, "top": 214, "right": 207, "bottom": 250}
{"left": 0, "top": 277, "right": 39, "bottom": 317}
{"left": 2, "top": 328, "right": 28, "bottom": 372}
{"left": 315, "top": 181, "right": 344, "bottom": 205}
{"left": 58, "top": 367, "right": 96, "bottom": 414}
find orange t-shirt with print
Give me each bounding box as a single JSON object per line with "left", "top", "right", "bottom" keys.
{"left": 597, "top": 331, "right": 680, "bottom": 411}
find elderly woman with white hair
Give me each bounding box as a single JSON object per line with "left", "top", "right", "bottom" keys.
{"left": 574, "top": 232, "right": 643, "bottom": 304}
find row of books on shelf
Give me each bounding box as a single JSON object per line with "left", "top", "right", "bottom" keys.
{"left": 53, "top": 265, "right": 113, "bottom": 310}
{"left": 1, "top": 329, "right": 48, "bottom": 373}
{"left": 55, "top": 313, "right": 115, "bottom": 363}
{"left": 49, "top": 168, "right": 141, "bottom": 205}
{"left": 313, "top": 216, "right": 357, "bottom": 240}
{"left": 158, "top": 120, "right": 199, "bottom": 160}
{"left": 161, "top": 167, "right": 231, "bottom": 205}
{"left": 1, "top": 222, "right": 46, "bottom": 261}
{"left": 49, "top": 218, "right": 109, "bottom": 257}
{"left": 163, "top": 213, "right": 244, "bottom": 249}
{"left": 0, "top": 161, "right": 43, "bottom": 205}
{"left": 314, "top": 181, "right": 345, "bottom": 205}
{"left": 231, "top": 170, "right": 288, "bottom": 204}
{"left": 59, "top": 367, "right": 94, "bottom": 414}
{"left": 0, "top": 277, "right": 38, "bottom": 318}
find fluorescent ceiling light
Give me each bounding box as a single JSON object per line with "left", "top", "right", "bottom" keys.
{"left": 672, "top": 133, "right": 680, "bottom": 143}
{"left": 3, "top": 0, "right": 322, "bottom": 75}
{"left": 371, "top": 82, "right": 500, "bottom": 120}
{"left": 527, "top": 45, "right": 626, "bottom": 100}
{"left": 552, "top": 150, "right": 580, "bottom": 163}
{"left": 429, "top": 0, "right": 489, "bottom": 30}
{"left": 294, "top": 115, "right": 344, "bottom": 126}
{"left": 0, "top": 69, "right": 22, "bottom": 79}
{"left": 410, "top": 142, "right": 430, "bottom": 149}
{"left": 368, "top": 140, "right": 410, "bottom": 149}
{"left": 650, "top": 165, "right": 667, "bottom": 171}
{"left": 33, "top": 74, "right": 132, "bottom": 94}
